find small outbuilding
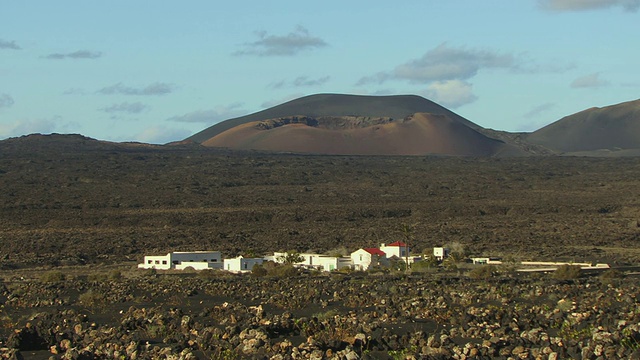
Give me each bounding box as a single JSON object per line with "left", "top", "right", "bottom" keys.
{"left": 223, "top": 256, "right": 264, "bottom": 273}
{"left": 433, "top": 247, "right": 450, "bottom": 261}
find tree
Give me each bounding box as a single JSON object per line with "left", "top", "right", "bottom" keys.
{"left": 277, "top": 251, "right": 304, "bottom": 265}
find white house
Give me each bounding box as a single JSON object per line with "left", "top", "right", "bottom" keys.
{"left": 380, "top": 242, "right": 409, "bottom": 259}
{"left": 224, "top": 256, "right": 264, "bottom": 273}
{"left": 313, "top": 256, "right": 352, "bottom": 271}
{"left": 351, "top": 248, "right": 387, "bottom": 271}
{"left": 138, "top": 251, "right": 223, "bottom": 270}
{"left": 270, "top": 252, "right": 352, "bottom": 271}
{"left": 433, "top": 247, "right": 450, "bottom": 261}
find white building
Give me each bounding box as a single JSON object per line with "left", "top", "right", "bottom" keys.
{"left": 351, "top": 248, "right": 387, "bottom": 271}
{"left": 380, "top": 242, "right": 409, "bottom": 258}
{"left": 433, "top": 247, "right": 450, "bottom": 261}
{"left": 138, "top": 251, "right": 223, "bottom": 270}
{"left": 224, "top": 256, "right": 264, "bottom": 273}
{"left": 270, "top": 252, "right": 352, "bottom": 271}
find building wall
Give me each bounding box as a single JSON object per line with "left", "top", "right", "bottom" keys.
{"left": 351, "top": 249, "right": 373, "bottom": 270}
{"left": 380, "top": 244, "right": 408, "bottom": 258}
{"left": 224, "top": 256, "right": 264, "bottom": 272}
{"left": 138, "top": 254, "right": 172, "bottom": 270}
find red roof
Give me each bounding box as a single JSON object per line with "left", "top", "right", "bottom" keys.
{"left": 364, "top": 248, "right": 386, "bottom": 256}
{"left": 387, "top": 241, "right": 408, "bottom": 247}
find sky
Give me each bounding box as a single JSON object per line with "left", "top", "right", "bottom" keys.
{"left": 1, "top": 0, "right": 639, "bottom": 144}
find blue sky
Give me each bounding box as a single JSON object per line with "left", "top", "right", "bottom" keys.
{"left": 1, "top": 0, "right": 639, "bottom": 144}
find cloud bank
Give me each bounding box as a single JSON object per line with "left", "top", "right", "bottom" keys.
{"left": 98, "top": 83, "right": 175, "bottom": 96}
{"left": 234, "top": 26, "right": 327, "bottom": 56}
{"left": 358, "top": 43, "right": 515, "bottom": 86}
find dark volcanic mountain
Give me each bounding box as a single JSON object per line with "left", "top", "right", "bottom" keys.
{"left": 202, "top": 113, "right": 509, "bottom": 156}
{"left": 526, "top": 99, "right": 640, "bottom": 154}
{"left": 188, "top": 94, "right": 481, "bottom": 142}
{"left": 188, "top": 93, "right": 531, "bottom": 156}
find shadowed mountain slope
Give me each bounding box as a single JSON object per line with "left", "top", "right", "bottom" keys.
{"left": 187, "top": 94, "right": 481, "bottom": 144}
{"left": 202, "top": 113, "right": 509, "bottom": 156}
{"left": 526, "top": 99, "right": 640, "bottom": 153}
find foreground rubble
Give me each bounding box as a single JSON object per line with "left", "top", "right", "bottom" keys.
{"left": 1, "top": 270, "right": 639, "bottom": 359}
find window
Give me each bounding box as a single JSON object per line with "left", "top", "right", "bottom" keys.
{"left": 162, "top": 260, "right": 167, "bottom": 265}
{"left": 244, "top": 263, "right": 248, "bottom": 269}
{"left": 147, "top": 260, "right": 152, "bottom": 264}
{"left": 172, "top": 261, "right": 179, "bottom": 265}
{"left": 359, "top": 255, "right": 363, "bottom": 261}
{"left": 211, "top": 259, "right": 217, "bottom": 262}
{"left": 155, "top": 260, "right": 160, "bottom": 264}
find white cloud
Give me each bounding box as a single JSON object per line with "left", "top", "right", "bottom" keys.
{"left": 270, "top": 76, "right": 331, "bottom": 89}
{"left": 423, "top": 80, "right": 478, "bottom": 108}
{"left": 570, "top": 73, "right": 610, "bottom": 88}
{"left": 234, "top": 25, "right": 328, "bottom": 56}
{"left": 133, "top": 126, "right": 192, "bottom": 144}
{"left": 0, "top": 119, "right": 56, "bottom": 139}
{"left": 167, "top": 103, "right": 246, "bottom": 123}
{"left": 44, "top": 50, "right": 103, "bottom": 60}
{"left": 358, "top": 43, "right": 515, "bottom": 85}
{"left": 98, "top": 82, "right": 175, "bottom": 96}
{"left": 100, "top": 102, "right": 147, "bottom": 114}
{"left": 539, "top": 0, "right": 640, "bottom": 11}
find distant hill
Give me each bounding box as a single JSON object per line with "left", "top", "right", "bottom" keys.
{"left": 187, "top": 94, "right": 481, "bottom": 144}
{"left": 526, "top": 99, "right": 640, "bottom": 153}
{"left": 202, "top": 113, "right": 510, "bottom": 156}
{"left": 187, "top": 93, "right": 536, "bottom": 156}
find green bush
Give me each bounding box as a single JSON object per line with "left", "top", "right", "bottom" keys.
{"left": 600, "top": 269, "right": 623, "bottom": 284}
{"left": 87, "top": 273, "right": 107, "bottom": 282}
{"left": 268, "top": 264, "right": 298, "bottom": 277}
{"left": 40, "top": 270, "right": 65, "bottom": 283}
{"left": 108, "top": 270, "right": 123, "bottom": 281}
{"left": 468, "top": 265, "right": 495, "bottom": 280}
{"left": 79, "top": 290, "right": 105, "bottom": 307}
{"left": 251, "top": 264, "right": 267, "bottom": 277}
{"left": 552, "top": 264, "right": 582, "bottom": 280}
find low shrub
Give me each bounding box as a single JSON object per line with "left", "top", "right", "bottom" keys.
{"left": 600, "top": 269, "right": 623, "bottom": 284}
{"left": 552, "top": 264, "right": 582, "bottom": 280}
{"left": 79, "top": 290, "right": 105, "bottom": 307}
{"left": 251, "top": 264, "right": 267, "bottom": 277}
{"left": 468, "top": 265, "right": 495, "bottom": 280}
{"left": 108, "top": 270, "right": 123, "bottom": 281}
{"left": 40, "top": 270, "right": 64, "bottom": 283}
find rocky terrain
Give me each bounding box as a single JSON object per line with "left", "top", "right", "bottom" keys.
{"left": 2, "top": 134, "right": 640, "bottom": 270}
{"left": 1, "top": 268, "right": 639, "bottom": 359}
{"left": 2, "top": 133, "right": 640, "bottom": 358}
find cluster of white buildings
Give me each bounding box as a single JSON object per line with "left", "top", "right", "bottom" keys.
{"left": 138, "top": 242, "right": 451, "bottom": 273}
